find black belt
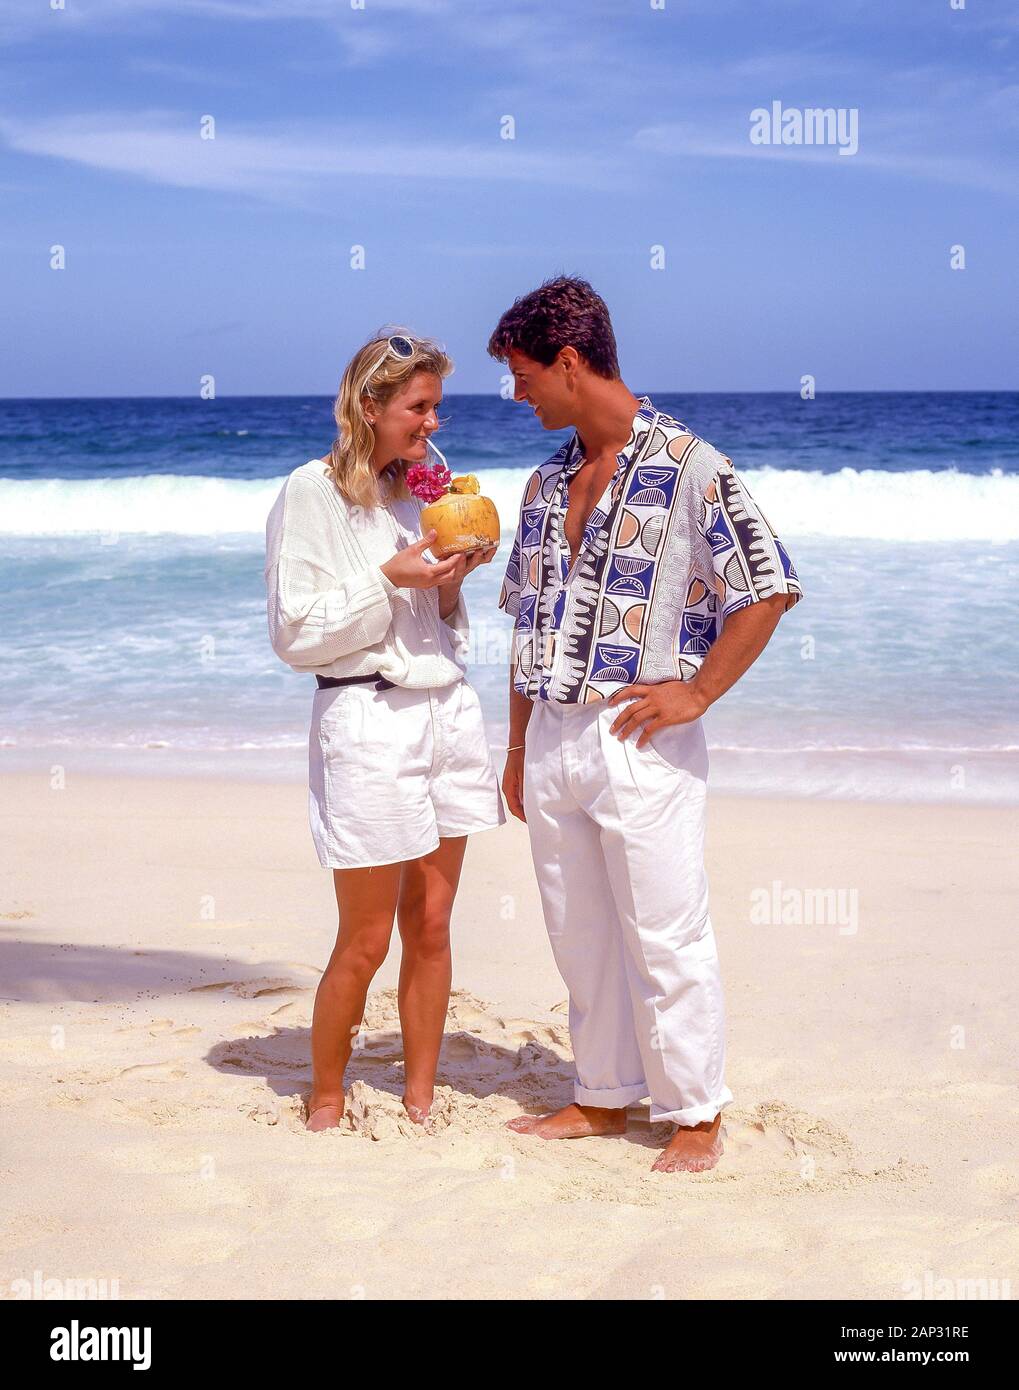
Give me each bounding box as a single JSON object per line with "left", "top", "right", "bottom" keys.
{"left": 316, "top": 671, "right": 395, "bottom": 691}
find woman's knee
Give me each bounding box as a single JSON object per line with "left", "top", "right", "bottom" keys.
{"left": 328, "top": 928, "right": 392, "bottom": 981}
{"left": 399, "top": 911, "right": 451, "bottom": 960}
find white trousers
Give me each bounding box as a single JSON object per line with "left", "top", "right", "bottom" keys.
{"left": 522, "top": 697, "right": 733, "bottom": 1127}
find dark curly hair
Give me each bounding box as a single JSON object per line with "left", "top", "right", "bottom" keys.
{"left": 487, "top": 276, "right": 620, "bottom": 379}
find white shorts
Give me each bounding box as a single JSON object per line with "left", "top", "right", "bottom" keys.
{"left": 308, "top": 678, "right": 506, "bottom": 869}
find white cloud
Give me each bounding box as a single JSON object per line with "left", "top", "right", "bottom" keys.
{"left": 0, "top": 111, "right": 617, "bottom": 197}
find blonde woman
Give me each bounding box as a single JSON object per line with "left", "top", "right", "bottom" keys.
{"left": 265, "top": 330, "right": 505, "bottom": 1131}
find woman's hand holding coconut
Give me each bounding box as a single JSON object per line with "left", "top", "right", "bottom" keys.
{"left": 379, "top": 530, "right": 497, "bottom": 592}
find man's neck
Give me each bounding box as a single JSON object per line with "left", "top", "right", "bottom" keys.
{"left": 572, "top": 379, "right": 644, "bottom": 459}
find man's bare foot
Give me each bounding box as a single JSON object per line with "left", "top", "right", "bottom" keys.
{"left": 506, "top": 1102, "right": 627, "bottom": 1140}
{"left": 305, "top": 1096, "right": 344, "bottom": 1132}
{"left": 651, "top": 1113, "right": 723, "bottom": 1173}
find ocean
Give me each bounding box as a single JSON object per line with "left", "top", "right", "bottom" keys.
{"left": 1, "top": 391, "right": 1017, "bottom": 803}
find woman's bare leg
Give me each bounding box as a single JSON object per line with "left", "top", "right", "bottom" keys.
{"left": 396, "top": 835, "right": 467, "bottom": 1121}
{"left": 305, "top": 862, "right": 402, "bottom": 1131}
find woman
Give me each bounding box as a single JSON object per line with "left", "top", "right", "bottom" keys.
{"left": 264, "top": 330, "right": 506, "bottom": 1131}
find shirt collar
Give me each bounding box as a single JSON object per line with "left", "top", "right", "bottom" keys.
{"left": 561, "top": 396, "right": 657, "bottom": 479}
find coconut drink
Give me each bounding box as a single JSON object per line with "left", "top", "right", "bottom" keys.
{"left": 407, "top": 441, "right": 500, "bottom": 558}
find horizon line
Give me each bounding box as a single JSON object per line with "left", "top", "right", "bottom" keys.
{"left": 2, "top": 388, "right": 1018, "bottom": 404}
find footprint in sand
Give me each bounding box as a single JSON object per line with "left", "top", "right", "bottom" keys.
{"left": 117, "top": 1061, "right": 189, "bottom": 1080}
{"left": 267, "top": 1001, "right": 304, "bottom": 1020}
{"left": 217, "top": 1035, "right": 310, "bottom": 1076}
{"left": 188, "top": 977, "right": 306, "bottom": 999}
{"left": 502, "top": 1020, "right": 572, "bottom": 1051}
{"left": 125, "top": 1019, "right": 201, "bottom": 1038}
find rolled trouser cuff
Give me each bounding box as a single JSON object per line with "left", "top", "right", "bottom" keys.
{"left": 574, "top": 1079, "right": 648, "bottom": 1110}
{"left": 650, "top": 1088, "right": 734, "bottom": 1128}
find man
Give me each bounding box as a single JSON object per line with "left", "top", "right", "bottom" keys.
{"left": 490, "top": 277, "right": 802, "bottom": 1174}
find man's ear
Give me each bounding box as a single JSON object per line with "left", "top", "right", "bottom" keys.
{"left": 558, "top": 345, "right": 581, "bottom": 382}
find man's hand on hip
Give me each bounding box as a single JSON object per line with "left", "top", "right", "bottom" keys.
{"left": 606, "top": 680, "right": 709, "bottom": 747}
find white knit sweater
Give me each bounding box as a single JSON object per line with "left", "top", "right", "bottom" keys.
{"left": 264, "top": 459, "right": 470, "bottom": 687}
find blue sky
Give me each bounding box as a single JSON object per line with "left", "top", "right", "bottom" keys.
{"left": 2, "top": 0, "right": 1017, "bottom": 396}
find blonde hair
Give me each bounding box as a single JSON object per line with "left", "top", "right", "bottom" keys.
{"left": 327, "top": 328, "right": 453, "bottom": 508}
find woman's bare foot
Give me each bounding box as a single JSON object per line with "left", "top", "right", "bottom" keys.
{"left": 305, "top": 1095, "right": 344, "bottom": 1132}
{"left": 505, "top": 1102, "right": 627, "bottom": 1140}
{"left": 651, "top": 1113, "right": 723, "bottom": 1173}
{"left": 402, "top": 1090, "right": 434, "bottom": 1127}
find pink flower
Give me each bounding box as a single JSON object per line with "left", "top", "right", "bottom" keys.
{"left": 405, "top": 461, "right": 452, "bottom": 503}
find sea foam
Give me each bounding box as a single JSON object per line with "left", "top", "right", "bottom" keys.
{"left": 1, "top": 466, "right": 1017, "bottom": 542}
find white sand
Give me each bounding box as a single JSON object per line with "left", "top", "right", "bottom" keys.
{"left": 1, "top": 771, "right": 1017, "bottom": 1300}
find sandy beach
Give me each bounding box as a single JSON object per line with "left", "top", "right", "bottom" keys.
{"left": 1, "top": 769, "right": 1016, "bottom": 1301}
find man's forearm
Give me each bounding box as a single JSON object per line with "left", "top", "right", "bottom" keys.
{"left": 689, "top": 593, "right": 788, "bottom": 711}
{"left": 509, "top": 671, "right": 533, "bottom": 746}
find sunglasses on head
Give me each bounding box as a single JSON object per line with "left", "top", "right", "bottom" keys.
{"left": 364, "top": 334, "right": 416, "bottom": 383}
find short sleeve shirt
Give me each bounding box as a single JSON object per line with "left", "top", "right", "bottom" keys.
{"left": 497, "top": 397, "right": 803, "bottom": 704}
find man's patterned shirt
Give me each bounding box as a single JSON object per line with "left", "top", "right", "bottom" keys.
{"left": 497, "top": 396, "right": 803, "bottom": 703}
